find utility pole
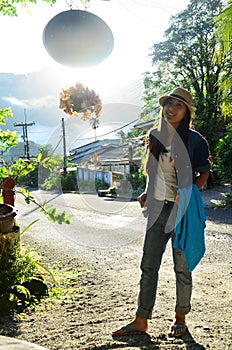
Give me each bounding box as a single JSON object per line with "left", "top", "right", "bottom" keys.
{"left": 62, "top": 118, "right": 67, "bottom": 176}
{"left": 14, "top": 109, "right": 35, "bottom": 160}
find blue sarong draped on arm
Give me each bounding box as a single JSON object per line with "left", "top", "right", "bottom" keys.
{"left": 173, "top": 184, "right": 206, "bottom": 272}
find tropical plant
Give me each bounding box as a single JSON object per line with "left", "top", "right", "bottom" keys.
{"left": 216, "top": 123, "right": 232, "bottom": 187}
{"left": 59, "top": 82, "right": 102, "bottom": 120}
{"left": 214, "top": 0, "right": 232, "bottom": 117}
{"left": 215, "top": 123, "right": 232, "bottom": 207}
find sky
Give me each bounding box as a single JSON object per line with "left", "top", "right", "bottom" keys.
{"left": 0, "top": 0, "right": 190, "bottom": 147}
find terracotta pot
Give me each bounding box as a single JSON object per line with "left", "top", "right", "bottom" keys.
{"left": 0, "top": 204, "right": 17, "bottom": 234}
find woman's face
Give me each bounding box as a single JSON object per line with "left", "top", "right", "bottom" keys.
{"left": 163, "top": 98, "right": 187, "bottom": 128}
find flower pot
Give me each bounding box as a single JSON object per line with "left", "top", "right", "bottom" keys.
{"left": 0, "top": 204, "right": 17, "bottom": 234}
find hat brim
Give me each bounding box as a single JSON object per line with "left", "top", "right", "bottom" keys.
{"left": 159, "top": 95, "right": 194, "bottom": 115}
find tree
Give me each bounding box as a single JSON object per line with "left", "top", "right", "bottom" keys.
{"left": 89, "top": 116, "right": 100, "bottom": 141}
{"left": 141, "top": 0, "right": 229, "bottom": 157}
{"left": 0, "top": 0, "right": 87, "bottom": 16}
{"left": 0, "top": 108, "right": 18, "bottom": 151}
{"left": 0, "top": 0, "right": 56, "bottom": 16}
{"left": 215, "top": 123, "right": 232, "bottom": 206}
{"left": 216, "top": 123, "right": 232, "bottom": 186}
{"left": 214, "top": 0, "right": 232, "bottom": 117}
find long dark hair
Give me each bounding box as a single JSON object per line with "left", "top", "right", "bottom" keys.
{"left": 149, "top": 100, "right": 191, "bottom": 161}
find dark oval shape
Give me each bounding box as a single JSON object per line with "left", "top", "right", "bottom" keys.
{"left": 43, "top": 9, "right": 114, "bottom": 67}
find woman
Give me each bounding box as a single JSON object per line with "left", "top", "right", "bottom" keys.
{"left": 112, "top": 87, "right": 210, "bottom": 338}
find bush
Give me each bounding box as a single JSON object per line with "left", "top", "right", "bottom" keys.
{"left": 95, "top": 179, "right": 109, "bottom": 190}
{"left": 126, "top": 168, "right": 146, "bottom": 193}
{"left": 0, "top": 249, "right": 51, "bottom": 314}
{"left": 216, "top": 124, "right": 232, "bottom": 186}
{"left": 0, "top": 250, "right": 37, "bottom": 294}
{"left": 61, "top": 171, "right": 78, "bottom": 191}
{"left": 40, "top": 176, "right": 61, "bottom": 191}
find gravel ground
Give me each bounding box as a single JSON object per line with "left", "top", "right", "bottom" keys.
{"left": 0, "top": 186, "right": 231, "bottom": 350}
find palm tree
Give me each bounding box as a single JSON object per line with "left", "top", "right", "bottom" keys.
{"left": 214, "top": 0, "right": 232, "bottom": 116}
{"left": 89, "top": 116, "right": 100, "bottom": 141}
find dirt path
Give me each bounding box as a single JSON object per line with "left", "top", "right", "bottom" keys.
{"left": 0, "top": 187, "right": 231, "bottom": 350}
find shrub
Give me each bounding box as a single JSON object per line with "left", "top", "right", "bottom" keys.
{"left": 126, "top": 169, "right": 146, "bottom": 192}
{"left": 0, "top": 250, "right": 37, "bottom": 294}
{"left": 216, "top": 124, "right": 232, "bottom": 187}
{"left": 40, "top": 176, "right": 61, "bottom": 191}
{"left": 61, "top": 171, "right": 78, "bottom": 191}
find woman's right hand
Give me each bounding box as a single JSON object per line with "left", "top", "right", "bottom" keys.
{"left": 137, "top": 192, "right": 147, "bottom": 208}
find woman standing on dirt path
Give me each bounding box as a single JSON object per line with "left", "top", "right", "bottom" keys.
{"left": 112, "top": 87, "right": 210, "bottom": 338}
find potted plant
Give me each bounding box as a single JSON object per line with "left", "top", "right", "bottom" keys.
{"left": 0, "top": 203, "right": 17, "bottom": 234}
{"left": 59, "top": 82, "right": 102, "bottom": 120}
{"left": 0, "top": 107, "right": 72, "bottom": 314}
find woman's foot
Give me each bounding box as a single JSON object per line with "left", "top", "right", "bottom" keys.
{"left": 168, "top": 314, "right": 187, "bottom": 337}
{"left": 112, "top": 317, "right": 148, "bottom": 336}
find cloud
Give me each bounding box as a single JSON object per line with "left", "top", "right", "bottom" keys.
{"left": 3, "top": 95, "right": 57, "bottom": 109}
{"left": 3, "top": 96, "right": 27, "bottom": 108}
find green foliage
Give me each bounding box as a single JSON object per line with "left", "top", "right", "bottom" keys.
{"left": 0, "top": 0, "right": 88, "bottom": 17}
{"left": 0, "top": 0, "right": 56, "bottom": 16}
{"left": 41, "top": 172, "right": 109, "bottom": 193}
{"left": 40, "top": 203, "right": 72, "bottom": 224}
{"left": 19, "top": 188, "right": 72, "bottom": 224}
{"left": 61, "top": 171, "right": 78, "bottom": 191}
{"left": 142, "top": 0, "right": 229, "bottom": 157}
{"left": 0, "top": 250, "right": 37, "bottom": 294}
{"left": 0, "top": 107, "right": 13, "bottom": 124}
{"left": 40, "top": 154, "right": 62, "bottom": 172}
{"left": 23, "top": 277, "right": 48, "bottom": 299}
{"left": 95, "top": 179, "right": 108, "bottom": 190}
{"left": 0, "top": 158, "right": 36, "bottom": 180}
{"left": 40, "top": 176, "right": 61, "bottom": 191}
{"left": 0, "top": 293, "right": 18, "bottom": 315}
{"left": 126, "top": 168, "right": 146, "bottom": 197}
{"left": 214, "top": 0, "right": 232, "bottom": 55}
{"left": 216, "top": 124, "right": 232, "bottom": 186}
{"left": 221, "top": 192, "right": 232, "bottom": 208}
{"left": 10, "top": 285, "right": 31, "bottom": 303}
{"left": 0, "top": 246, "right": 56, "bottom": 314}
{"left": 214, "top": 1, "right": 232, "bottom": 117}
{"left": 0, "top": 108, "right": 18, "bottom": 152}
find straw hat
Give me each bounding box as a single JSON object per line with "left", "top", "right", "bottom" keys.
{"left": 158, "top": 87, "right": 194, "bottom": 115}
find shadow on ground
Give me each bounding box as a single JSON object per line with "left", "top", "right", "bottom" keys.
{"left": 205, "top": 207, "right": 232, "bottom": 225}
{"left": 0, "top": 315, "right": 21, "bottom": 337}
{"left": 91, "top": 330, "right": 206, "bottom": 349}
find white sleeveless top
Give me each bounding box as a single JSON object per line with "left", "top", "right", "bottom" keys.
{"left": 153, "top": 146, "right": 177, "bottom": 201}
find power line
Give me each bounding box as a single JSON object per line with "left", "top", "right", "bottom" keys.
{"left": 72, "top": 118, "right": 140, "bottom": 142}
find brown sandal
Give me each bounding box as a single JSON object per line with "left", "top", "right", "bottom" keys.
{"left": 112, "top": 325, "right": 147, "bottom": 337}
{"left": 168, "top": 323, "right": 187, "bottom": 337}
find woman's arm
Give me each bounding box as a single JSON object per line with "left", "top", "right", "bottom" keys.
{"left": 194, "top": 171, "right": 210, "bottom": 189}
{"left": 137, "top": 192, "right": 147, "bottom": 208}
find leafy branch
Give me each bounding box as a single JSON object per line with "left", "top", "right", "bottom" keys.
{"left": 18, "top": 188, "right": 73, "bottom": 225}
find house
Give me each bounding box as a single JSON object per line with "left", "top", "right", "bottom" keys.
{"left": 133, "top": 119, "right": 156, "bottom": 131}
{"left": 69, "top": 139, "right": 141, "bottom": 175}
